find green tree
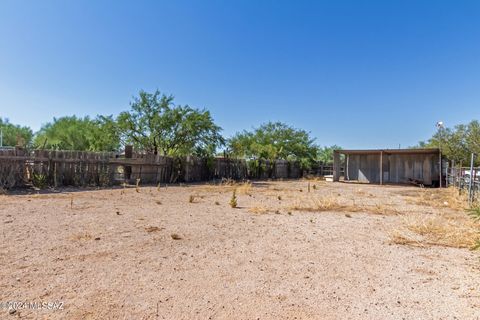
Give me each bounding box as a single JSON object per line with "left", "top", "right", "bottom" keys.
{"left": 228, "top": 121, "right": 319, "bottom": 168}
{"left": 317, "top": 145, "right": 342, "bottom": 163}
{"left": 0, "top": 118, "right": 33, "bottom": 147}
{"left": 465, "top": 120, "right": 480, "bottom": 157}
{"left": 34, "top": 116, "right": 120, "bottom": 151}
{"left": 417, "top": 120, "right": 480, "bottom": 165}
{"left": 115, "top": 90, "right": 224, "bottom": 156}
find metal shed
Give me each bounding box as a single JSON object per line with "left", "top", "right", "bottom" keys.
{"left": 333, "top": 148, "right": 443, "bottom": 187}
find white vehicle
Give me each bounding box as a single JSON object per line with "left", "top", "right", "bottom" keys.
{"left": 463, "top": 170, "right": 480, "bottom": 183}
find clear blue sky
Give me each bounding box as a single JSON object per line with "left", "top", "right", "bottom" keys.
{"left": 1, "top": 0, "right": 479, "bottom": 149}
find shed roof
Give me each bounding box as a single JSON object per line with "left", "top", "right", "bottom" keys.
{"left": 334, "top": 148, "right": 440, "bottom": 155}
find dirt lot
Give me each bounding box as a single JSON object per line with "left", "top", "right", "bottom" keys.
{"left": 1, "top": 180, "right": 479, "bottom": 319}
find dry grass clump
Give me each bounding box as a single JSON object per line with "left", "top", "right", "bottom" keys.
{"left": 392, "top": 213, "right": 480, "bottom": 249}
{"left": 248, "top": 206, "right": 269, "bottom": 214}
{"left": 196, "top": 180, "right": 252, "bottom": 195}
{"left": 467, "top": 206, "right": 480, "bottom": 221}
{"left": 408, "top": 187, "right": 468, "bottom": 210}
{"left": 367, "top": 204, "right": 400, "bottom": 216}
{"left": 289, "top": 195, "right": 399, "bottom": 215}
{"left": 390, "top": 230, "right": 424, "bottom": 247}
{"left": 302, "top": 175, "right": 326, "bottom": 182}
{"left": 268, "top": 186, "right": 288, "bottom": 192}
{"left": 391, "top": 188, "right": 480, "bottom": 249}
{"left": 289, "top": 195, "right": 355, "bottom": 213}
{"left": 70, "top": 232, "right": 93, "bottom": 241}
{"left": 235, "top": 182, "right": 252, "bottom": 195}
{"left": 145, "top": 226, "right": 162, "bottom": 233}
{"left": 356, "top": 189, "right": 375, "bottom": 198}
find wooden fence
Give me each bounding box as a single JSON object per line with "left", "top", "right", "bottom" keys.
{"left": 0, "top": 148, "right": 332, "bottom": 189}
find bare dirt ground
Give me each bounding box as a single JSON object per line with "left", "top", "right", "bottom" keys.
{"left": 1, "top": 180, "right": 479, "bottom": 319}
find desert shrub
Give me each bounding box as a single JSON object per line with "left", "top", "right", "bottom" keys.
{"left": 467, "top": 206, "right": 480, "bottom": 221}
{"left": 230, "top": 190, "right": 237, "bottom": 208}
{"left": 32, "top": 173, "right": 47, "bottom": 189}
{"left": 473, "top": 240, "right": 480, "bottom": 250}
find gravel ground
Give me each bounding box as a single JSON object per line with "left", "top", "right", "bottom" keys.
{"left": 0, "top": 181, "right": 479, "bottom": 319}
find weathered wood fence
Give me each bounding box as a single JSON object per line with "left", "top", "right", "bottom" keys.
{"left": 0, "top": 148, "right": 331, "bottom": 189}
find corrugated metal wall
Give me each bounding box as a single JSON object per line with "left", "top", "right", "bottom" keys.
{"left": 345, "top": 153, "right": 439, "bottom": 185}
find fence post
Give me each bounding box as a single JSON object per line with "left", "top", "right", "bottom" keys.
{"left": 439, "top": 150, "right": 443, "bottom": 188}
{"left": 468, "top": 153, "right": 475, "bottom": 205}
{"left": 124, "top": 145, "right": 133, "bottom": 182}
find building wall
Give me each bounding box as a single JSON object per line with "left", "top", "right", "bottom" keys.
{"left": 345, "top": 152, "right": 440, "bottom": 185}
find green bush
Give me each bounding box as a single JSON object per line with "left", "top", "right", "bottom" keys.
{"left": 32, "top": 173, "right": 47, "bottom": 189}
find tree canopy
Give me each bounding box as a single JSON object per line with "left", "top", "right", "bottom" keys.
{"left": 417, "top": 120, "right": 480, "bottom": 165}
{"left": 0, "top": 118, "right": 33, "bottom": 147}
{"left": 317, "top": 145, "right": 342, "bottom": 163}
{"left": 228, "top": 122, "right": 318, "bottom": 167}
{"left": 115, "top": 90, "right": 225, "bottom": 156}
{"left": 34, "top": 116, "right": 120, "bottom": 151}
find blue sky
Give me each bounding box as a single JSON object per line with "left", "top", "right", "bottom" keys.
{"left": 0, "top": 0, "right": 479, "bottom": 149}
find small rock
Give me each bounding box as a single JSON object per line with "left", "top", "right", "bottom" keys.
{"left": 171, "top": 234, "right": 182, "bottom": 240}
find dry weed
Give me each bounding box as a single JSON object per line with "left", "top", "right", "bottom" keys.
{"left": 289, "top": 195, "right": 399, "bottom": 215}
{"left": 248, "top": 206, "right": 269, "bottom": 214}
{"left": 145, "top": 226, "right": 162, "bottom": 233}
{"left": 289, "top": 195, "right": 353, "bottom": 212}
{"left": 367, "top": 204, "right": 400, "bottom": 215}
{"left": 236, "top": 182, "right": 252, "bottom": 195}
{"left": 390, "top": 230, "right": 424, "bottom": 247}
{"left": 230, "top": 190, "right": 237, "bottom": 208}
{"left": 71, "top": 233, "right": 93, "bottom": 241}
{"left": 391, "top": 213, "right": 480, "bottom": 249}
{"left": 196, "top": 181, "right": 252, "bottom": 195}
{"left": 355, "top": 189, "right": 375, "bottom": 198}
{"left": 404, "top": 213, "right": 479, "bottom": 248}
{"left": 407, "top": 187, "right": 468, "bottom": 211}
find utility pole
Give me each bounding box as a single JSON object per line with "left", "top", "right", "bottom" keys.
{"left": 436, "top": 121, "right": 445, "bottom": 188}
{"left": 0, "top": 128, "right": 3, "bottom": 148}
